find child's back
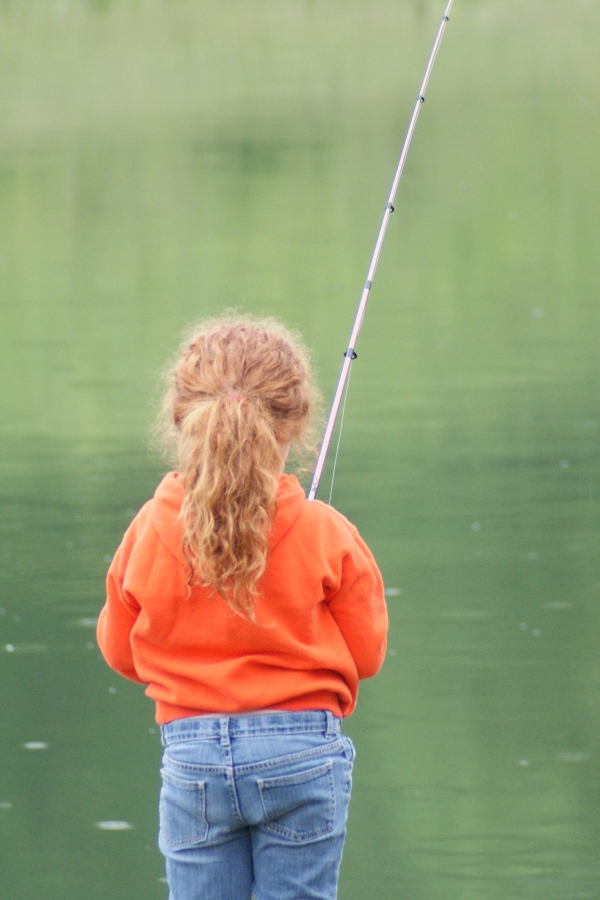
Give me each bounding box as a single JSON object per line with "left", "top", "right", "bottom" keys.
{"left": 97, "top": 316, "right": 388, "bottom": 900}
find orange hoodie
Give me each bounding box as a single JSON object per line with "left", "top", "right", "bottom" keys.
{"left": 97, "top": 472, "right": 387, "bottom": 724}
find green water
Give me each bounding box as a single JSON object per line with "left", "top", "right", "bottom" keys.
{"left": 2, "top": 0, "right": 600, "bottom": 897}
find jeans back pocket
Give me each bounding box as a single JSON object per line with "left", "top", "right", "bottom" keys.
{"left": 159, "top": 768, "right": 208, "bottom": 849}
{"left": 258, "top": 762, "right": 336, "bottom": 843}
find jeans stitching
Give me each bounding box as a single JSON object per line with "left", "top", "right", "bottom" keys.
{"left": 158, "top": 715, "right": 351, "bottom": 896}
{"left": 225, "top": 769, "right": 246, "bottom": 827}
{"left": 162, "top": 723, "right": 340, "bottom": 742}
{"left": 159, "top": 772, "right": 208, "bottom": 849}
{"left": 257, "top": 761, "right": 333, "bottom": 789}
{"left": 257, "top": 763, "right": 336, "bottom": 843}
{"left": 163, "top": 756, "right": 226, "bottom": 776}
{"left": 163, "top": 738, "right": 345, "bottom": 777}
{"left": 236, "top": 739, "right": 345, "bottom": 775}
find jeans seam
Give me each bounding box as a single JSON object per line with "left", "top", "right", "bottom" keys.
{"left": 158, "top": 722, "right": 352, "bottom": 898}
{"left": 163, "top": 754, "right": 227, "bottom": 776}
{"left": 257, "top": 763, "right": 337, "bottom": 843}
{"left": 163, "top": 738, "right": 345, "bottom": 778}
{"left": 226, "top": 769, "right": 246, "bottom": 827}
{"left": 159, "top": 777, "right": 209, "bottom": 849}
{"left": 163, "top": 726, "right": 340, "bottom": 743}
{"left": 236, "top": 738, "right": 345, "bottom": 775}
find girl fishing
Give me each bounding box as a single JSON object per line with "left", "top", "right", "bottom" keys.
{"left": 97, "top": 315, "right": 388, "bottom": 900}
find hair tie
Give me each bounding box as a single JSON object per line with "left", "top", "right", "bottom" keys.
{"left": 228, "top": 394, "right": 243, "bottom": 401}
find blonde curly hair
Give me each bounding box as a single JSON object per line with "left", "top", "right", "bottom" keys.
{"left": 158, "top": 314, "right": 319, "bottom": 617}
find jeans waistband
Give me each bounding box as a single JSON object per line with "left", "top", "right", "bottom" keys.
{"left": 160, "top": 710, "right": 340, "bottom": 746}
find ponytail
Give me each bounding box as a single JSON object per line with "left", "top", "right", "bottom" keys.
{"left": 159, "top": 316, "right": 318, "bottom": 617}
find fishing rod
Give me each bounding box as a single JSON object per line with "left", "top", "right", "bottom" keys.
{"left": 307, "top": 0, "right": 455, "bottom": 501}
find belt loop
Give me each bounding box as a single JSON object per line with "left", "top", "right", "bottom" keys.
{"left": 325, "top": 711, "right": 334, "bottom": 737}
{"left": 219, "top": 717, "right": 230, "bottom": 747}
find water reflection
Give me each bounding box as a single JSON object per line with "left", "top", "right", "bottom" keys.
{"left": 1, "top": 0, "right": 600, "bottom": 898}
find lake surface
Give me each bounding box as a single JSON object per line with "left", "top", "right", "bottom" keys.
{"left": 1, "top": 1, "right": 600, "bottom": 897}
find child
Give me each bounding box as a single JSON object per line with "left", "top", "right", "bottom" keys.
{"left": 97, "top": 315, "right": 388, "bottom": 900}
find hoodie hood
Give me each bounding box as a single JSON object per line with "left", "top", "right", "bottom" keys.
{"left": 151, "top": 471, "right": 306, "bottom": 560}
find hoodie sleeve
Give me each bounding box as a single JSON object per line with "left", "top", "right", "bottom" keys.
{"left": 96, "top": 508, "right": 149, "bottom": 685}
{"left": 327, "top": 525, "right": 388, "bottom": 679}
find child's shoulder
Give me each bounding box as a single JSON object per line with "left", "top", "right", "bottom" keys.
{"left": 274, "top": 474, "right": 359, "bottom": 550}
{"left": 119, "top": 472, "right": 183, "bottom": 556}
{"left": 299, "top": 496, "right": 359, "bottom": 539}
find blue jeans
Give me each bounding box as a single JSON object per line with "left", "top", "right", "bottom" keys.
{"left": 159, "top": 711, "right": 355, "bottom": 900}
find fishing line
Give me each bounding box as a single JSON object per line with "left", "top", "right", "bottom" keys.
{"left": 307, "top": 0, "right": 596, "bottom": 504}
{"left": 307, "top": 0, "right": 455, "bottom": 501}
{"left": 508, "top": 10, "right": 600, "bottom": 124}
{"left": 327, "top": 363, "right": 352, "bottom": 506}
